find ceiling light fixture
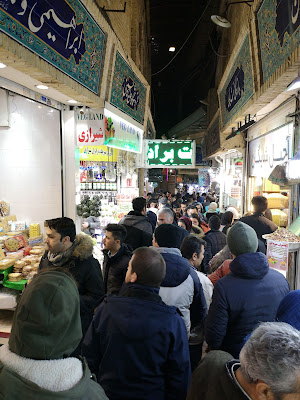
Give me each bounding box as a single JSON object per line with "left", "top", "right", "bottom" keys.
{"left": 68, "top": 99, "right": 78, "bottom": 104}
{"left": 211, "top": 1, "right": 254, "bottom": 28}
{"left": 169, "top": 46, "right": 176, "bottom": 52}
{"left": 0, "top": 63, "right": 7, "bottom": 68}
{"left": 286, "top": 76, "right": 300, "bottom": 91}
{"left": 36, "top": 84, "right": 49, "bottom": 90}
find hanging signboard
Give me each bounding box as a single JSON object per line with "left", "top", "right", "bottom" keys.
{"left": 110, "top": 52, "right": 147, "bottom": 124}
{"left": 219, "top": 34, "right": 254, "bottom": 127}
{"left": 0, "top": 0, "right": 106, "bottom": 94}
{"left": 104, "top": 103, "right": 143, "bottom": 153}
{"left": 76, "top": 109, "right": 105, "bottom": 146}
{"left": 257, "top": 0, "right": 300, "bottom": 83}
{"left": 146, "top": 140, "right": 195, "bottom": 168}
{"left": 249, "top": 123, "right": 293, "bottom": 178}
{"left": 266, "top": 240, "right": 289, "bottom": 276}
{"left": 79, "top": 146, "right": 118, "bottom": 162}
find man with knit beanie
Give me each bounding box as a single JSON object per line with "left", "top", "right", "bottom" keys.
{"left": 0, "top": 269, "right": 108, "bottom": 399}
{"left": 83, "top": 247, "right": 191, "bottom": 400}
{"left": 205, "top": 221, "right": 289, "bottom": 358}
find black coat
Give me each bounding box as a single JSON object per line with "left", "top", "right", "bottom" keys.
{"left": 39, "top": 234, "right": 104, "bottom": 336}
{"left": 119, "top": 211, "right": 153, "bottom": 250}
{"left": 202, "top": 230, "right": 227, "bottom": 273}
{"left": 102, "top": 244, "right": 132, "bottom": 294}
{"left": 239, "top": 212, "right": 277, "bottom": 242}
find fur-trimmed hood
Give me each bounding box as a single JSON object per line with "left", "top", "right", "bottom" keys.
{"left": 72, "top": 234, "right": 94, "bottom": 260}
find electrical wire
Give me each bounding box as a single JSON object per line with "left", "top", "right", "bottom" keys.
{"left": 208, "top": 34, "right": 231, "bottom": 58}
{"left": 151, "top": 0, "right": 213, "bottom": 76}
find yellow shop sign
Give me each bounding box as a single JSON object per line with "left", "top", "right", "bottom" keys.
{"left": 79, "top": 146, "right": 118, "bottom": 162}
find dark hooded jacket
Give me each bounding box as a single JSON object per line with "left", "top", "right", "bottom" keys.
{"left": 0, "top": 270, "right": 108, "bottom": 400}
{"left": 203, "top": 229, "right": 227, "bottom": 273}
{"left": 119, "top": 210, "right": 153, "bottom": 250}
{"left": 205, "top": 252, "right": 290, "bottom": 358}
{"left": 39, "top": 234, "right": 104, "bottom": 336}
{"left": 102, "top": 243, "right": 132, "bottom": 294}
{"left": 155, "top": 247, "right": 207, "bottom": 335}
{"left": 82, "top": 283, "right": 191, "bottom": 400}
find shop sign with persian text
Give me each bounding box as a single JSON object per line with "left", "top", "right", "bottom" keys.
{"left": 79, "top": 146, "right": 117, "bottom": 162}
{"left": 146, "top": 140, "right": 195, "bottom": 167}
{"left": 206, "top": 117, "right": 220, "bottom": 157}
{"left": 104, "top": 107, "right": 143, "bottom": 153}
{"left": 249, "top": 122, "right": 293, "bottom": 178}
{"left": 0, "top": 0, "right": 106, "bottom": 94}
{"left": 257, "top": 0, "right": 300, "bottom": 83}
{"left": 110, "top": 52, "right": 146, "bottom": 124}
{"left": 266, "top": 240, "right": 288, "bottom": 276}
{"left": 76, "top": 109, "right": 105, "bottom": 146}
{"left": 219, "top": 34, "right": 254, "bottom": 126}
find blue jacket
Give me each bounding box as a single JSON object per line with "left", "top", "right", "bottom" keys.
{"left": 205, "top": 252, "right": 289, "bottom": 358}
{"left": 156, "top": 248, "right": 207, "bottom": 335}
{"left": 82, "top": 284, "right": 191, "bottom": 400}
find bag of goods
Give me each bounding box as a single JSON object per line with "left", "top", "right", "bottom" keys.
{"left": 0, "top": 258, "right": 15, "bottom": 270}
{"left": 8, "top": 273, "right": 22, "bottom": 282}
{"left": 23, "top": 246, "right": 32, "bottom": 256}
{"left": 271, "top": 209, "right": 288, "bottom": 227}
{"left": 30, "top": 247, "right": 44, "bottom": 256}
{"left": 22, "top": 265, "right": 33, "bottom": 279}
{"left": 4, "top": 234, "right": 27, "bottom": 251}
{"left": 6, "top": 251, "right": 24, "bottom": 260}
{"left": 265, "top": 193, "right": 289, "bottom": 209}
{"left": 28, "top": 235, "right": 43, "bottom": 246}
{"left": 29, "top": 223, "right": 40, "bottom": 238}
{"left": 14, "top": 260, "right": 26, "bottom": 273}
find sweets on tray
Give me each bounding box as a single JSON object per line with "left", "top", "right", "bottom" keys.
{"left": 8, "top": 273, "right": 22, "bottom": 282}
{"left": 263, "top": 228, "right": 300, "bottom": 242}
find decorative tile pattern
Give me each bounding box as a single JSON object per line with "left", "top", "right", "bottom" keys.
{"left": 220, "top": 34, "right": 254, "bottom": 126}
{"left": 206, "top": 117, "right": 220, "bottom": 157}
{"left": 110, "top": 51, "right": 146, "bottom": 124}
{"left": 257, "top": 0, "right": 300, "bottom": 83}
{"left": 0, "top": 0, "right": 106, "bottom": 94}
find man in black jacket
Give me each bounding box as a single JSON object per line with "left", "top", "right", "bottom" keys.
{"left": 119, "top": 197, "right": 153, "bottom": 250}
{"left": 102, "top": 224, "right": 132, "bottom": 294}
{"left": 240, "top": 195, "right": 277, "bottom": 243}
{"left": 202, "top": 215, "right": 227, "bottom": 273}
{"left": 39, "top": 217, "right": 104, "bottom": 342}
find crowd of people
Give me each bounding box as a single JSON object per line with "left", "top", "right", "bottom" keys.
{"left": 0, "top": 190, "right": 299, "bottom": 400}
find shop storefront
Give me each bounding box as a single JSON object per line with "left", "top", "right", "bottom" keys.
{"left": 245, "top": 100, "right": 296, "bottom": 227}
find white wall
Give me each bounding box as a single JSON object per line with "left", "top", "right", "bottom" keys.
{"left": 0, "top": 91, "right": 62, "bottom": 232}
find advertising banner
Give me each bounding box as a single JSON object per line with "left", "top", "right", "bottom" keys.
{"left": 79, "top": 146, "right": 117, "bottom": 162}
{"left": 0, "top": 0, "right": 106, "bottom": 94}
{"left": 104, "top": 105, "right": 143, "bottom": 153}
{"left": 266, "top": 240, "right": 288, "bottom": 275}
{"left": 76, "top": 109, "right": 105, "bottom": 146}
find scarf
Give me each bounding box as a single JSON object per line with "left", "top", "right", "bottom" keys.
{"left": 47, "top": 240, "right": 78, "bottom": 267}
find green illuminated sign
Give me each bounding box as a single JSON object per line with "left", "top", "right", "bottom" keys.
{"left": 147, "top": 140, "right": 194, "bottom": 166}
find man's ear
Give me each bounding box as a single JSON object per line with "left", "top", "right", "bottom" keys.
{"left": 62, "top": 236, "right": 70, "bottom": 245}
{"left": 130, "top": 272, "right": 137, "bottom": 283}
{"left": 255, "top": 382, "right": 274, "bottom": 400}
{"left": 192, "top": 252, "right": 198, "bottom": 261}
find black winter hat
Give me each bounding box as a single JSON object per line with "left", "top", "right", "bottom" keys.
{"left": 154, "top": 223, "right": 183, "bottom": 249}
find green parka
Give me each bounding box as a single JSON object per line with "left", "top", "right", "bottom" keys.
{"left": 0, "top": 270, "right": 108, "bottom": 400}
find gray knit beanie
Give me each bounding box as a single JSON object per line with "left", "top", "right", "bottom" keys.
{"left": 227, "top": 221, "right": 258, "bottom": 256}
